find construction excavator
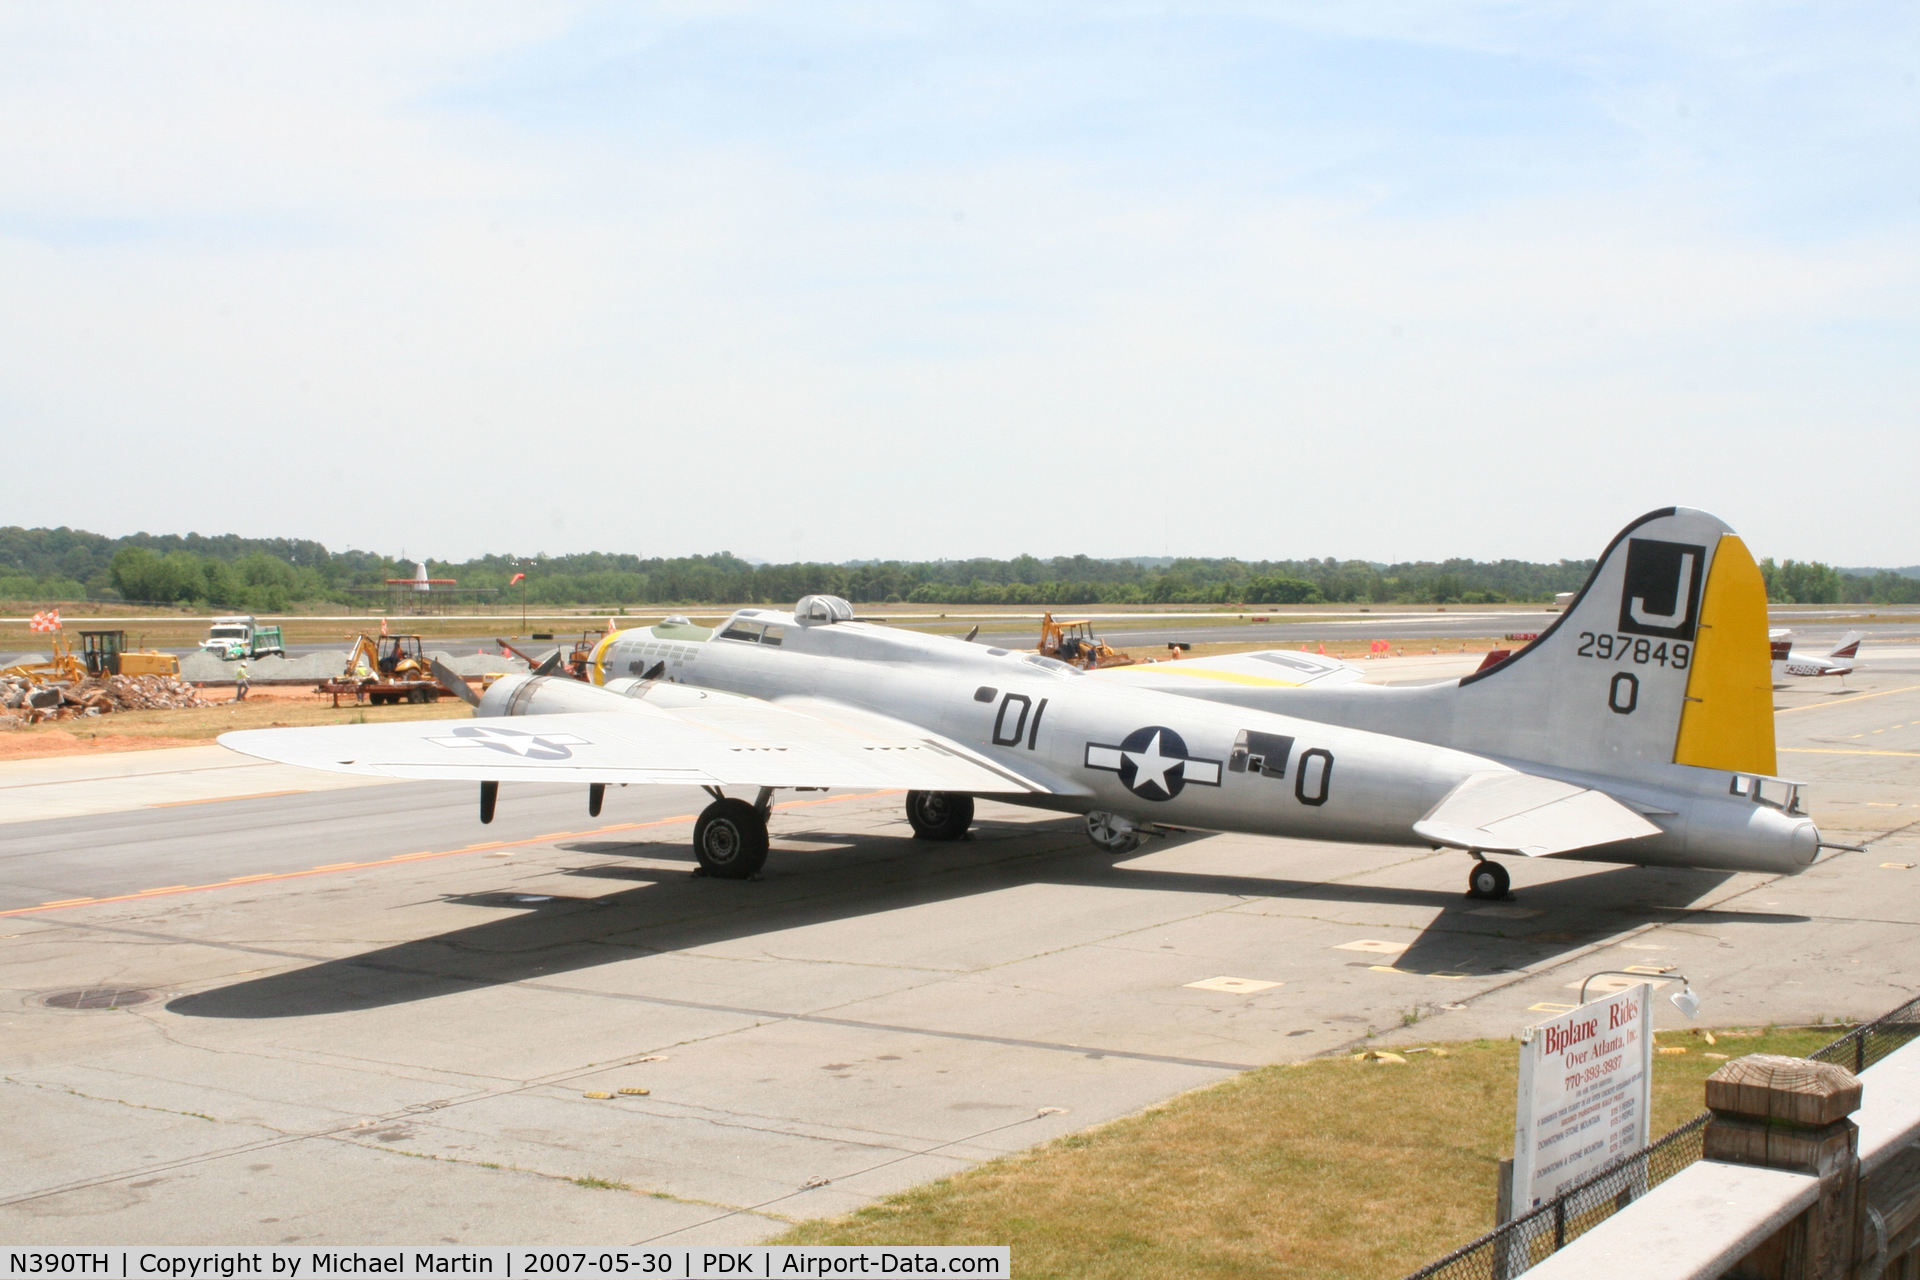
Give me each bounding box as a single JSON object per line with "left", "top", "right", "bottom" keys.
{"left": 1036, "top": 613, "right": 1153, "bottom": 669}
{"left": 319, "top": 633, "right": 454, "bottom": 706}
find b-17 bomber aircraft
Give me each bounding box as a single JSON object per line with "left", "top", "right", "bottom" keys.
{"left": 223, "top": 508, "right": 1829, "bottom": 900}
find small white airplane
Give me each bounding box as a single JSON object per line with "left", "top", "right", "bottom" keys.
{"left": 224, "top": 508, "right": 1827, "bottom": 900}
{"left": 1769, "top": 629, "right": 1864, "bottom": 682}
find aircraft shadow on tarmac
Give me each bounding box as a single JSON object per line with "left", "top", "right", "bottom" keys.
{"left": 166, "top": 823, "right": 1808, "bottom": 1020}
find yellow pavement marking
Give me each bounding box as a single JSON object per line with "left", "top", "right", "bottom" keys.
{"left": 0, "top": 790, "right": 898, "bottom": 920}
{"left": 1529, "top": 1002, "right": 1576, "bottom": 1015}
{"left": 1778, "top": 685, "right": 1920, "bottom": 713}
{"left": 149, "top": 789, "right": 309, "bottom": 808}
{"left": 1185, "top": 976, "right": 1281, "bottom": 993}
{"left": 1780, "top": 748, "right": 1920, "bottom": 759}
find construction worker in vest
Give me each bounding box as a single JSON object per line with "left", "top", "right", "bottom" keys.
{"left": 235, "top": 661, "right": 250, "bottom": 701}
{"left": 353, "top": 655, "right": 371, "bottom": 704}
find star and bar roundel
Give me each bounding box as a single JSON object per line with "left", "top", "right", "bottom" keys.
{"left": 1084, "top": 726, "right": 1223, "bottom": 802}
{"left": 428, "top": 724, "right": 589, "bottom": 761}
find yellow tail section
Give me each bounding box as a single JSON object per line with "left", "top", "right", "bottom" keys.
{"left": 1673, "top": 534, "right": 1776, "bottom": 774}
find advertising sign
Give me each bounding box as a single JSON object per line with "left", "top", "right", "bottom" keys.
{"left": 1510, "top": 983, "right": 1654, "bottom": 1212}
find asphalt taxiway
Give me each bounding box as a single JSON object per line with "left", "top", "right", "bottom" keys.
{"left": 1, "top": 648, "right": 1917, "bottom": 1245}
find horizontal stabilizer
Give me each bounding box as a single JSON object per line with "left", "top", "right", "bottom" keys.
{"left": 1412, "top": 770, "right": 1661, "bottom": 858}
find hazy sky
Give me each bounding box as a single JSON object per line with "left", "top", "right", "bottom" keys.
{"left": 3, "top": 4, "right": 1915, "bottom": 566}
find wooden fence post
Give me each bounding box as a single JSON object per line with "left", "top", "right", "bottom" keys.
{"left": 1704, "top": 1054, "right": 1863, "bottom": 1280}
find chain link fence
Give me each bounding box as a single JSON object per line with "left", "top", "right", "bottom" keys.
{"left": 1810, "top": 993, "right": 1920, "bottom": 1075}
{"left": 1401, "top": 994, "right": 1920, "bottom": 1280}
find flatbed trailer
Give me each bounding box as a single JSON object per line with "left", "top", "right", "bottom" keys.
{"left": 316, "top": 677, "right": 449, "bottom": 707}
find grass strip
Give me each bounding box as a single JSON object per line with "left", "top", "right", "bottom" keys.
{"left": 778, "top": 1025, "right": 1840, "bottom": 1280}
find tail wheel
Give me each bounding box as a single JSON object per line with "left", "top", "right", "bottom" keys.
{"left": 694, "top": 798, "right": 769, "bottom": 879}
{"left": 905, "top": 791, "right": 974, "bottom": 841}
{"left": 1084, "top": 811, "right": 1143, "bottom": 855}
{"left": 1467, "top": 860, "right": 1510, "bottom": 900}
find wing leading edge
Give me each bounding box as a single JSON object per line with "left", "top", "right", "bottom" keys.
{"left": 219, "top": 699, "right": 1055, "bottom": 795}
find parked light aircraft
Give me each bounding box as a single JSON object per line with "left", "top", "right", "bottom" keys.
{"left": 1769, "top": 629, "right": 1864, "bottom": 682}
{"left": 223, "top": 508, "right": 1827, "bottom": 900}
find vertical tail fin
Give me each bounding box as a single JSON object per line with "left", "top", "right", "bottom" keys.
{"left": 1451, "top": 508, "right": 1776, "bottom": 781}
{"left": 1828, "top": 632, "right": 1864, "bottom": 661}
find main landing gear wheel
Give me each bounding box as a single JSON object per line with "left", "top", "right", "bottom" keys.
{"left": 1084, "top": 811, "right": 1143, "bottom": 856}
{"left": 905, "top": 791, "right": 973, "bottom": 841}
{"left": 1467, "top": 859, "right": 1510, "bottom": 900}
{"left": 694, "top": 798, "right": 769, "bottom": 880}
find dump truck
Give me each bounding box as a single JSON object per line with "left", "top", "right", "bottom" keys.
{"left": 200, "top": 616, "right": 286, "bottom": 661}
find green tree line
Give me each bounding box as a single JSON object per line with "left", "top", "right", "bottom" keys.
{"left": 1, "top": 524, "right": 1913, "bottom": 610}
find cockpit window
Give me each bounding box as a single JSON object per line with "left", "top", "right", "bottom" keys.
{"left": 719, "top": 620, "right": 764, "bottom": 643}
{"left": 1020, "top": 654, "right": 1083, "bottom": 676}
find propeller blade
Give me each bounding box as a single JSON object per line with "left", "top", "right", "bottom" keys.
{"left": 430, "top": 658, "right": 481, "bottom": 707}
{"left": 533, "top": 649, "right": 563, "bottom": 677}
{"left": 964, "top": 625, "right": 980, "bottom": 643}
{"left": 479, "top": 780, "right": 498, "bottom": 825}
{"left": 496, "top": 638, "right": 540, "bottom": 666}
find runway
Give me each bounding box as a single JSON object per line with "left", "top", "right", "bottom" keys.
{"left": 1, "top": 650, "right": 1917, "bottom": 1245}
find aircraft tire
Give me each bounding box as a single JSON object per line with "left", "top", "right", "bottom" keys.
{"left": 1467, "top": 860, "right": 1510, "bottom": 900}
{"left": 1084, "top": 811, "right": 1142, "bottom": 855}
{"left": 694, "top": 799, "right": 768, "bottom": 879}
{"left": 905, "top": 791, "right": 973, "bottom": 841}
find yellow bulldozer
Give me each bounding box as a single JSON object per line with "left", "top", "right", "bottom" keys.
{"left": 2, "top": 631, "right": 177, "bottom": 684}
{"left": 1036, "top": 613, "right": 1149, "bottom": 669}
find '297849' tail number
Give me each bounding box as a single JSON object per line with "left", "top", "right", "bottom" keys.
{"left": 1576, "top": 634, "right": 1691, "bottom": 669}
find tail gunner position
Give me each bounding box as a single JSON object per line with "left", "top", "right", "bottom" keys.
{"left": 225, "top": 509, "right": 1827, "bottom": 896}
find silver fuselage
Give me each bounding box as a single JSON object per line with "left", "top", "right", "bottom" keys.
{"left": 559, "top": 610, "right": 1817, "bottom": 876}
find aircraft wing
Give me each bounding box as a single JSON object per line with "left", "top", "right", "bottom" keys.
{"left": 1088, "top": 648, "right": 1364, "bottom": 691}
{"left": 1412, "top": 771, "right": 1662, "bottom": 858}
{"left": 220, "top": 700, "right": 1054, "bottom": 794}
